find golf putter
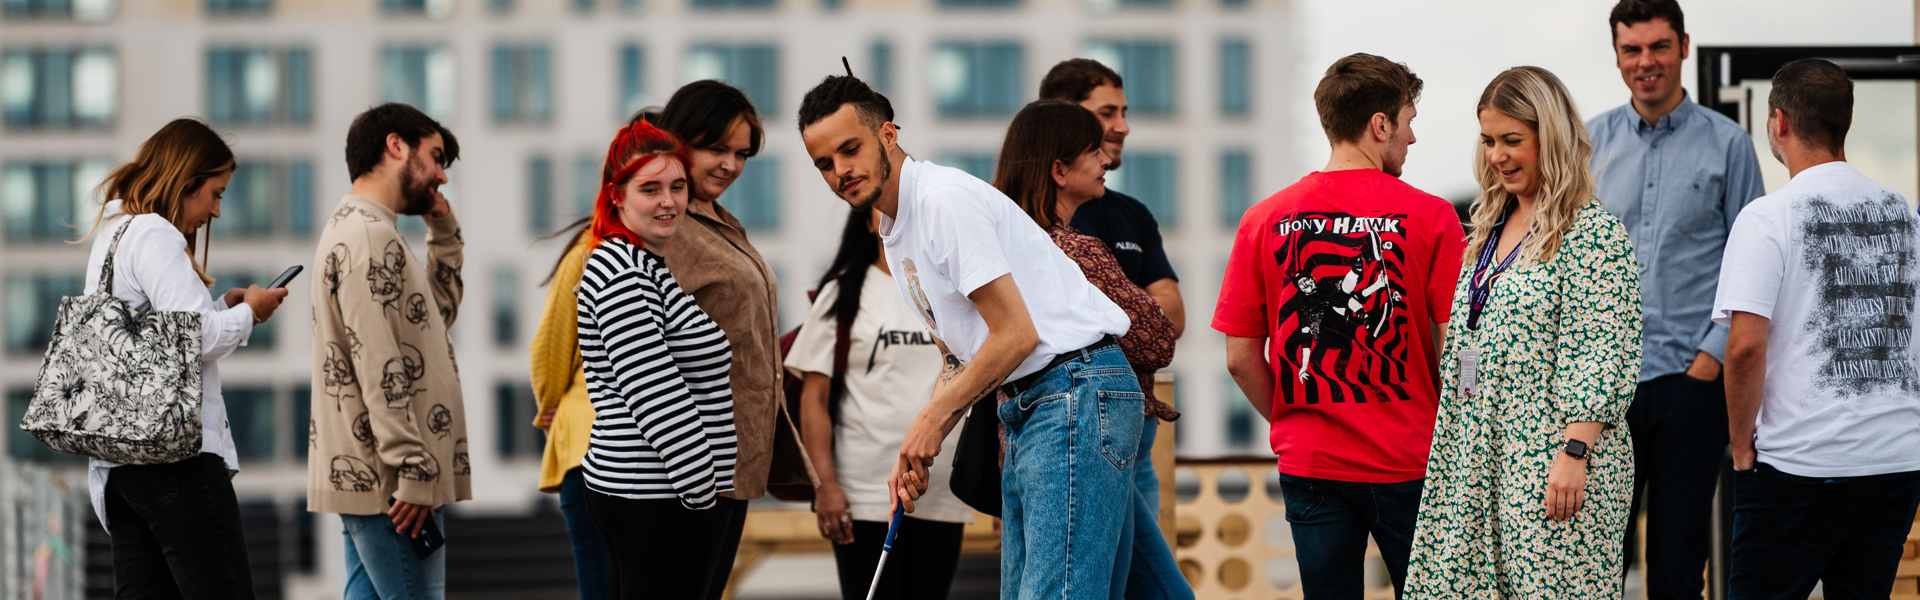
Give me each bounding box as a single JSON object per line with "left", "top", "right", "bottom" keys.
{"left": 863, "top": 504, "right": 906, "bottom": 600}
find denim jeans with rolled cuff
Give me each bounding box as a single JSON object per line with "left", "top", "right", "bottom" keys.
{"left": 999, "top": 344, "right": 1142, "bottom": 600}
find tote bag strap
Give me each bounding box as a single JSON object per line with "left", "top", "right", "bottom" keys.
{"left": 98, "top": 218, "right": 136, "bottom": 295}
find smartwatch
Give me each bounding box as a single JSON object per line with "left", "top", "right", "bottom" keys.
{"left": 1563, "top": 439, "right": 1590, "bottom": 460}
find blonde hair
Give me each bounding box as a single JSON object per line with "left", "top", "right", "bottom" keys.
{"left": 83, "top": 118, "right": 237, "bottom": 286}
{"left": 1465, "top": 66, "right": 1595, "bottom": 263}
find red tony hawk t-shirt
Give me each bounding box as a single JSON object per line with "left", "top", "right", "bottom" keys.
{"left": 1213, "top": 169, "right": 1465, "bottom": 483}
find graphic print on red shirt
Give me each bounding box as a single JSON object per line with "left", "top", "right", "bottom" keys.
{"left": 1213, "top": 169, "right": 1465, "bottom": 483}
{"left": 1274, "top": 212, "right": 1414, "bottom": 405}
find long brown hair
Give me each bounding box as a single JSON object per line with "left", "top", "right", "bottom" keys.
{"left": 992, "top": 100, "right": 1105, "bottom": 230}
{"left": 1465, "top": 67, "right": 1595, "bottom": 263}
{"left": 85, "top": 118, "right": 237, "bottom": 286}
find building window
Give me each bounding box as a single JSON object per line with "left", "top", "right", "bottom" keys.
{"left": 293, "top": 387, "right": 311, "bottom": 459}
{"left": 381, "top": 0, "right": 452, "bottom": 17}
{"left": 690, "top": 0, "right": 772, "bottom": 10}
{"left": 931, "top": 42, "right": 1022, "bottom": 117}
{"left": 491, "top": 44, "right": 551, "bottom": 124}
{"left": 937, "top": 0, "right": 1015, "bottom": 8}
{"left": 939, "top": 153, "right": 995, "bottom": 182}
{"left": 527, "top": 156, "right": 552, "bottom": 234}
{"left": 1109, "top": 152, "right": 1176, "bottom": 226}
{"left": 1223, "top": 375, "right": 1259, "bottom": 451}
{"left": 5, "top": 389, "right": 83, "bottom": 465}
{"left": 495, "top": 382, "right": 540, "bottom": 459}
{"left": 619, "top": 44, "right": 645, "bottom": 119}
{"left": 224, "top": 386, "right": 276, "bottom": 461}
{"left": 2, "top": 160, "right": 111, "bottom": 243}
{"left": 720, "top": 156, "right": 778, "bottom": 229}
{"left": 381, "top": 45, "right": 455, "bottom": 120}
{"left": 2, "top": 0, "right": 112, "bottom": 19}
{"left": 488, "top": 0, "right": 512, "bottom": 12}
{"left": 1220, "top": 150, "right": 1252, "bottom": 225}
{"left": 207, "top": 47, "right": 310, "bottom": 126}
{"left": 1220, "top": 39, "right": 1249, "bottom": 117}
{"left": 1084, "top": 41, "right": 1174, "bottom": 116}
{"left": 868, "top": 42, "right": 893, "bottom": 96}
{"left": 208, "top": 160, "right": 315, "bottom": 239}
{"left": 493, "top": 269, "right": 518, "bottom": 348}
{"left": 206, "top": 0, "right": 270, "bottom": 15}
{"left": 212, "top": 270, "right": 280, "bottom": 351}
{"left": 572, "top": 0, "right": 593, "bottom": 12}
{"left": 4, "top": 274, "right": 81, "bottom": 355}
{"left": 574, "top": 155, "right": 599, "bottom": 222}
{"left": 686, "top": 44, "right": 778, "bottom": 115}
{"left": 2, "top": 48, "right": 117, "bottom": 129}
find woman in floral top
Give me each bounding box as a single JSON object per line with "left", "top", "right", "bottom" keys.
{"left": 1404, "top": 67, "right": 1641, "bottom": 600}
{"left": 992, "top": 99, "right": 1191, "bottom": 599}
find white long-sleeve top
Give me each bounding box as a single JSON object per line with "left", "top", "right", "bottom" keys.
{"left": 84, "top": 200, "right": 255, "bottom": 528}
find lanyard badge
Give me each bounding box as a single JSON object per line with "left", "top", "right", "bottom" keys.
{"left": 1458, "top": 346, "right": 1480, "bottom": 396}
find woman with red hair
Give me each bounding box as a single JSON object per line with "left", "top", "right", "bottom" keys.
{"left": 573, "top": 122, "right": 741, "bottom": 598}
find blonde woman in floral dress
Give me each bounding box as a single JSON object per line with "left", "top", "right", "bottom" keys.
{"left": 1404, "top": 66, "right": 1642, "bottom": 599}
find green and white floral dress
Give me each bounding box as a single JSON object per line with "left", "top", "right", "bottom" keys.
{"left": 1405, "top": 200, "right": 1642, "bottom": 599}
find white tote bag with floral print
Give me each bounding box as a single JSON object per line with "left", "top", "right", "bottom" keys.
{"left": 20, "top": 219, "right": 204, "bottom": 464}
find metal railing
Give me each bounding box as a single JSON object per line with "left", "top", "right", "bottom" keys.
{"left": 0, "top": 459, "right": 89, "bottom": 600}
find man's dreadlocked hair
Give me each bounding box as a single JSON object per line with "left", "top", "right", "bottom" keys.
{"left": 797, "top": 74, "right": 896, "bottom": 133}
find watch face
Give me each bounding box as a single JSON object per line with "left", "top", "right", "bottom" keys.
{"left": 1565, "top": 439, "right": 1589, "bottom": 458}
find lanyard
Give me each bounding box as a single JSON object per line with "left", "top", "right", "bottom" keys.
{"left": 1466, "top": 217, "right": 1529, "bottom": 331}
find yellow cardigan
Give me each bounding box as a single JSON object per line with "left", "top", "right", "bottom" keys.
{"left": 530, "top": 234, "right": 595, "bottom": 493}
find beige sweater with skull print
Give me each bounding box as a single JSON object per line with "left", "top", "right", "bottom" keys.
{"left": 308, "top": 195, "right": 471, "bottom": 515}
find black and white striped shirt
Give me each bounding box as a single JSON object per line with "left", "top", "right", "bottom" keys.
{"left": 577, "top": 238, "right": 737, "bottom": 508}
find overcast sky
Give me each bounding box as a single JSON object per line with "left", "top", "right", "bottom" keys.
{"left": 1288, "top": 0, "right": 1916, "bottom": 201}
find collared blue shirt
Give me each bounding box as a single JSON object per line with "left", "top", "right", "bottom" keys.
{"left": 1588, "top": 94, "right": 1765, "bottom": 381}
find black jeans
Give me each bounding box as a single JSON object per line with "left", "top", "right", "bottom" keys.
{"left": 830, "top": 517, "right": 965, "bottom": 600}
{"left": 1277, "top": 473, "right": 1422, "bottom": 600}
{"left": 585, "top": 490, "right": 731, "bottom": 600}
{"left": 103, "top": 452, "right": 254, "bottom": 600}
{"left": 1730, "top": 463, "right": 1920, "bottom": 600}
{"left": 1625, "top": 373, "right": 1727, "bottom": 599}
{"left": 703, "top": 497, "right": 748, "bottom": 600}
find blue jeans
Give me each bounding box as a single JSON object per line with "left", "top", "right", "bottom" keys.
{"left": 342, "top": 510, "right": 447, "bottom": 600}
{"left": 1120, "top": 416, "right": 1194, "bottom": 600}
{"left": 1730, "top": 463, "right": 1920, "bottom": 600}
{"left": 999, "top": 344, "right": 1142, "bottom": 600}
{"left": 1277, "top": 473, "right": 1422, "bottom": 600}
{"left": 560, "top": 468, "right": 615, "bottom": 600}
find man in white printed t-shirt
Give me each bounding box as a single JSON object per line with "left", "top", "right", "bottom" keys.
{"left": 798, "top": 73, "right": 1139, "bottom": 600}
{"left": 1713, "top": 58, "right": 1920, "bottom": 599}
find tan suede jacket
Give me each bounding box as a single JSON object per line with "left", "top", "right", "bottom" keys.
{"left": 663, "top": 200, "right": 782, "bottom": 499}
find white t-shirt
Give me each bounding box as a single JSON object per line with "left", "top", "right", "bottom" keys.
{"left": 1712, "top": 161, "right": 1920, "bottom": 478}
{"left": 878, "top": 157, "right": 1129, "bottom": 379}
{"left": 784, "top": 268, "right": 973, "bottom": 524}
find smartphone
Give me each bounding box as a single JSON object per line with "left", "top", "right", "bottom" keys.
{"left": 267, "top": 265, "right": 303, "bottom": 289}
{"left": 387, "top": 498, "right": 445, "bottom": 558}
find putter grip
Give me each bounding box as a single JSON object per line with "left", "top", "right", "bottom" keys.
{"left": 881, "top": 504, "right": 904, "bottom": 552}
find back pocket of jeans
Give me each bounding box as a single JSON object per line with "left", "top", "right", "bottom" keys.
{"left": 1096, "top": 390, "right": 1144, "bottom": 470}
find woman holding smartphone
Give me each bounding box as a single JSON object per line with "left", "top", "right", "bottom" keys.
{"left": 82, "top": 118, "right": 287, "bottom": 597}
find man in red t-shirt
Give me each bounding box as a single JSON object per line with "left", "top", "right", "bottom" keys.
{"left": 1214, "top": 53, "right": 1464, "bottom": 598}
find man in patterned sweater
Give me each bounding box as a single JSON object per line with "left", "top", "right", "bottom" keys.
{"left": 309, "top": 103, "right": 469, "bottom": 598}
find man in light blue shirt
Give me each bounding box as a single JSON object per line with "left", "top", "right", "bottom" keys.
{"left": 1586, "top": 1, "right": 1764, "bottom": 598}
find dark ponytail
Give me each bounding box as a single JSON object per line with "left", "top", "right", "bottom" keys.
{"left": 817, "top": 207, "right": 882, "bottom": 327}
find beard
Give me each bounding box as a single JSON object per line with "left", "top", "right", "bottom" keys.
{"left": 847, "top": 148, "right": 894, "bottom": 211}
{"left": 396, "top": 164, "right": 437, "bottom": 216}
{"left": 1103, "top": 140, "right": 1124, "bottom": 171}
